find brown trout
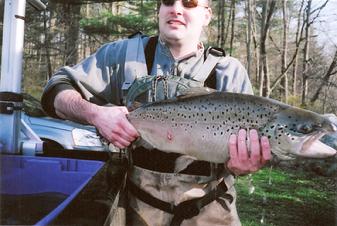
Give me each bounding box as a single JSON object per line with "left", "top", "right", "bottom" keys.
{"left": 127, "top": 91, "right": 337, "bottom": 162}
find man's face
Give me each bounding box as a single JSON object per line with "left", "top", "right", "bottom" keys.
{"left": 158, "top": 0, "right": 212, "bottom": 44}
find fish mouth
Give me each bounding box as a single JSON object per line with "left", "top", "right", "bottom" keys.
{"left": 301, "top": 131, "right": 337, "bottom": 158}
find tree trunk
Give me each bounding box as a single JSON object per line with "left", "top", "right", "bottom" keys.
{"left": 224, "top": 0, "right": 232, "bottom": 48}
{"left": 292, "top": 0, "right": 305, "bottom": 96}
{"left": 246, "top": 0, "right": 252, "bottom": 77}
{"left": 281, "top": 0, "right": 288, "bottom": 103}
{"left": 252, "top": 0, "right": 259, "bottom": 84}
{"left": 43, "top": 9, "right": 52, "bottom": 80}
{"left": 259, "top": 0, "right": 276, "bottom": 97}
{"left": 301, "top": 0, "right": 312, "bottom": 106}
{"left": 217, "top": 0, "right": 225, "bottom": 48}
{"left": 63, "top": 3, "right": 81, "bottom": 66}
{"left": 229, "top": 0, "right": 236, "bottom": 56}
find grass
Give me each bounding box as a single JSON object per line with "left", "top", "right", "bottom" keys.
{"left": 236, "top": 166, "right": 337, "bottom": 226}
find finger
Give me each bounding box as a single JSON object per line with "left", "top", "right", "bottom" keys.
{"left": 249, "top": 129, "right": 261, "bottom": 162}
{"left": 114, "top": 126, "right": 138, "bottom": 143}
{"left": 120, "top": 115, "right": 139, "bottom": 138}
{"left": 110, "top": 133, "right": 131, "bottom": 148}
{"left": 260, "top": 136, "right": 272, "bottom": 165}
{"left": 237, "top": 129, "right": 248, "bottom": 160}
{"left": 115, "top": 107, "right": 139, "bottom": 138}
{"left": 228, "top": 134, "right": 238, "bottom": 160}
{"left": 118, "top": 106, "right": 129, "bottom": 115}
{"left": 114, "top": 141, "right": 128, "bottom": 149}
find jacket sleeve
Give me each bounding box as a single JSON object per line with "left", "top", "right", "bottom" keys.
{"left": 41, "top": 39, "right": 128, "bottom": 118}
{"left": 215, "top": 56, "right": 254, "bottom": 95}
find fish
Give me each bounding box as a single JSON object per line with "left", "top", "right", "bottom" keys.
{"left": 320, "top": 114, "right": 337, "bottom": 150}
{"left": 127, "top": 90, "right": 337, "bottom": 163}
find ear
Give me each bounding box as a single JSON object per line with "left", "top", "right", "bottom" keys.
{"left": 203, "top": 7, "right": 212, "bottom": 26}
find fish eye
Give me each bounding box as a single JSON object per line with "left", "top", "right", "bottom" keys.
{"left": 296, "top": 124, "right": 313, "bottom": 134}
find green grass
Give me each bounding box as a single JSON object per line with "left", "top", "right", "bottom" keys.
{"left": 236, "top": 166, "right": 337, "bottom": 226}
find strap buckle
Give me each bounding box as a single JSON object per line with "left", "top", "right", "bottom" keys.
{"left": 208, "top": 47, "right": 226, "bottom": 57}
{"left": 173, "top": 197, "right": 202, "bottom": 219}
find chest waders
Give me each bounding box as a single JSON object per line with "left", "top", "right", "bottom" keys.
{"left": 122, "top": 35, "right": 238, "bottom": 226}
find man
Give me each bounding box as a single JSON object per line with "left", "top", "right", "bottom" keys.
{"left": 41, "top": 0, "right": 271, "bottom": 225}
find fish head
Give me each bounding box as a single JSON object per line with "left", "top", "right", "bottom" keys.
{"left": 320, "top": 114, "right": 337, "bottom": 150}
{"left": 262, "top": 106, "right": 337, "bottom": 160}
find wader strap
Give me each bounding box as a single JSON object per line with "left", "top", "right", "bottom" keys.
{"left": 128, "top": 179, "right": 233, "bottom": 226}
{"left": 145, "top": 36, "right": 158, "bottom": 75}
{"left": 191, "top": 47, "right": 225, "bottom": 84}
{"left": 122, "top": 34, "right": 148, "bottom": 90}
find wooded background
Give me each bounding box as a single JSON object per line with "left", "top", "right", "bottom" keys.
{"left": 1, "top": 0, "right": 337, "bottom": 114}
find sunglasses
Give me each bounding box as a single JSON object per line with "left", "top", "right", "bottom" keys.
{"left": 161, "top": 0, "right": 208, "bottom": 9}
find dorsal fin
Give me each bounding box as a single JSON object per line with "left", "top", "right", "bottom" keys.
{"left": 176, "top": 87, "right": 217, "bottom": 99}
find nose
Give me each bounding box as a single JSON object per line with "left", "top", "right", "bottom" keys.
{"left": 169, "top": 0, "right": 184, "bottom": 15}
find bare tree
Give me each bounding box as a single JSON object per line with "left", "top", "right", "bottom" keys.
{"left": 217, "top": 0, "right": 225, "bottom": 48}
{"left": 246, "top": 0, "right": 253, "bottom": 77}
{"left": 258, "top": 0, "right": 276, "bottom": 97}
{"left": 292, "top": 0, "right": 305, "bottom": 96}
{"left": 301, "top": 0, "right": 312, "bottom": 106}
{"left": 229, "top": 0, "right": 236, "bottom": 56}
{"left": 252, "top": 0, "right": 259, "bottom": 84}
{"left": 281, "top": 0, "right": 288, "bottom": 103}
{"left": 310, "top": 49, "right": 337, "bottom": 103}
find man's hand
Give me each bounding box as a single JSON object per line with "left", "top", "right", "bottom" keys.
{"left": 54, "top": 90, "right": 138, "bottom": 149}
{"left": 227, "top": 129, "right": 271, "bottom": 176}
{"left": 92, "top": 106, "right": 139, "bottom": 149}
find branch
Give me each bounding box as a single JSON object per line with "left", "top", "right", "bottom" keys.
{"left": 310, "top": 49, "right": 337, "bottom": 103}
{"left": 269, "top": 34, "right": 281, "bottom": 54}
{"left": 270, "top": 9, "right": 307, "bottom": 92}
{"left": 308, "top": 0, "right": 329, "bottom": 26}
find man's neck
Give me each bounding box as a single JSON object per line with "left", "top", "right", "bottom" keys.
{"left": 160, "top": 36, "right": 200, "bottom": 59}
